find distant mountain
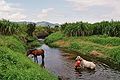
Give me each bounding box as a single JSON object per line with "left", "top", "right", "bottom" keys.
{"left": 36, "top": 21, "right": 59, "bottom": 27}
{"left": 16, "top": 21, "right": 59, "bottom": 27}
{"left": 15, "top": 21, "right": 35, "bottom": 25}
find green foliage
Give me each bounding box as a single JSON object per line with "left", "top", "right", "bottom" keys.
{"left": 44, "top": 32, "right": 64, "bottom": 44}
{"left": 106, "top": 46, "right": 120, "bottom": 63}
{"left": 61, "top": 21, "right": 94, "bottom": 36}
{"left": 69, "top": 42, "right": 80, "bottom": 50}
{"left": 0, "top": 19, "right": 19, "bottom": 35}
{"left": 0, "top": 46, "right": 58, "bottom": 80}
{"left": 25, "top": 36, "right": 41, "bottom": 49}
{"left": 0, "top": 35, "right": 26, "bottom": 53}
{"left": 68, "top": 39, "right": 107, "bottom": 55}
{"left": 33, "top": 26, "right": 49, "bottom": 38}
{"left": 46, "top": 33, "right": 120, "bottom": 66}
{"left": 67, "top": 36, "right": 120, "bottom": 64}
{"left": 80, "top": 35, "right": 120, "bottom": 46}
{"left": 0, "top": 19, "right": 57, "bottom": 80}
{"left": 27, "top": 39, "right": 41, "bottom": 49}
{"left": 17, "top": 23, "right": 28, "bottom": 37}
{"left": 61, "top": 21, "right": 120, "bottom": 37}
{"left": 27, "top": 23, "right": 36, "bottom": 36}
{"left": 34, "top": 26, "right": 60, "bottom": 39}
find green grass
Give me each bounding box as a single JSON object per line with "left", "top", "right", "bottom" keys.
{"left": 106, "top": 46, "right": 120, "bottom": 63}
{"left": 64, "top": 37, "right": 109, "bottom": 59}
{"left": 0, "top": 47, "right": 58, "bottom": 80}
{"left": 0, "top": 35, "right": 26, "bottom": 53}
{"left": 0, "top": 35, "right": 58, "bottom": 80}
{"left": 45, "top": 33, "right": 120, "bottom": 68}
{"left": 44, "top": 32, "right": 64, "bottom": 45}
{"left": 79, "top": 35, "right": 120, "bottom": 46}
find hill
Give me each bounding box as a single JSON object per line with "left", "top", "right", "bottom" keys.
{"left": 36, "top": 21, "right": 59, "bottom": 27}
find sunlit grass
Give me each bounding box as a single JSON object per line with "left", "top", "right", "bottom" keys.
{"left": 0, "top": 35, "right": 58, "bottom": 80}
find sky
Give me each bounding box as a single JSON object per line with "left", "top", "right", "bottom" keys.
{"left": 0, "top": 0, "right": 120, "bottom": 23}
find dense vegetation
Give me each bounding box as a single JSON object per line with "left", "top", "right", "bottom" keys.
{"left": 61, "top": 21, "right": 120, "bottom": 37}
{"left": 0, "top": 19, "right": 58, "bottom": 80}
{"left": 45, "top": 20, "right": 120, "bottom": 69}
{"left": 44, "top": 32, "right": 64, "bottom": 45}
{"left": 0, "top": 19, "right": 19, "bottom": 35}
{"left": 34, "top": 25, "right": 59, "bottom": 39}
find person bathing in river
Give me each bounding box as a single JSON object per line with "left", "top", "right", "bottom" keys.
{"left": 75, "top": 56, "right": 96, "bottom": 70}
{"left": 75, "top": 56, "right": 82, "bottom": 69}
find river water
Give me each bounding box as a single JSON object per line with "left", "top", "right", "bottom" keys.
{"left": 36, "top": 44, "right": 120, "bottom": 80}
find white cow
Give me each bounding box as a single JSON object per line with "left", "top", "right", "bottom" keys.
{"left": 75, "top": 56, "right": 96, "bottom": 70}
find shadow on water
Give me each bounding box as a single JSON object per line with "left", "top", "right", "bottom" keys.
{"left": 30, "top": 44, "right": 120, "bottom": 80}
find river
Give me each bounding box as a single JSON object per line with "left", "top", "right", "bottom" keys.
{"left": 35, "top": 44, "right": 120, "bottom": 80}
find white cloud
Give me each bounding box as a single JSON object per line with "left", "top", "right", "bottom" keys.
{"left": 101, "top": 1, "right": 120, "bottom": 20}
{"left": 32, "top": 8, "right": 67, "bottom": 23}
{"left": 0, "top": 0, "right": 119, "bottom": 23}
{"left": 0, "top": 0, "right": 26, "bottom": 21}
{"left": 8, "top": 12, "right": 26, "bottom": 20}
{"left": 37, "top": 8, "right": 54, "bottom": 19}
{"left": 66, "top": 0, "right": 115, "bottom": 11}
{"left": 42, "top": 8, "right": 54, "bottom": 13}
{"left": 66, "top": 0, "right": 120, "bottom": 21}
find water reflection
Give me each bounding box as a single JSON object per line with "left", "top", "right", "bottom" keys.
{"left": 28, "top": 54, "right": 45, "bottom": 68}
{"left": 33, "top": 44, "right": 120, "bottom": 80}
{"left": 75, "top": 68, "right": 82, "bottom": 77}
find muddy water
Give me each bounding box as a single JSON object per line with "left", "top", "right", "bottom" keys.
{"left": 37, "top": 44, "right": 120, "bottom": 80}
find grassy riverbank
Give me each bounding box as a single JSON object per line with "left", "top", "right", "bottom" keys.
{"left": 45, "top": 32, "right": 120, "bottom": 69}
{"left": 0, "top": 35, "right": 58, "bottom": 80}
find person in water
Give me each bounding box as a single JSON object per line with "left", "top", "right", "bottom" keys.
{"left": 75, "top": 56, "right": 82, "bottom": 69}
{"left": 75, "top": 56, "right": 96, "bottom": 70}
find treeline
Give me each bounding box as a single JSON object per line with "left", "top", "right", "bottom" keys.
{"left": 0, "top": 19, "right": 19, "bottom": 35}
{"left": 0, "top": 19, "right": 40, "bottom": 49}
{"left": 34, "top": 25, "right": 59, "bottom": 39}
{"left": 61, "top": 21, "right": 120, "bottom": 37}
{"left": 0, "top": 19, "right": 35, "bottom": 36}
{"left": 0, "top": 19, "right": 59, "bottom": 38}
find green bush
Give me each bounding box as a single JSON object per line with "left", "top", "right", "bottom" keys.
{"left": 44, "top": 32, "right": 64, "bottom": 44}
{"left": 27, "top": 40, "right": 41, "bottom": 49}
{"left": 0, "top": 35, "right": 26, "bottom": 53}
{"left": 0, "top": 19, "right": 19, "bottom": 35}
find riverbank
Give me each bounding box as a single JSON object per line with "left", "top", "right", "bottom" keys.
{"left": 38, "top": 44, "right": 120, "bottom": 80}
{"left": 45, "top": 32, "right": 120, "bottom": 70}
{"left": 0, "top": 35, "right": 58, "bottom": 80}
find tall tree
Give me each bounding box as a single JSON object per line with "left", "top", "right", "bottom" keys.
{"left": 27, "top": 23, "right": 36, "bottom": 36}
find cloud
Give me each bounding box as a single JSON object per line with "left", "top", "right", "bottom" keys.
{"left": 36, "top": 8, "right": 66, "bottom": 23}
{"left": 66, "top": 0, "right": 120, "bottom": 21}
{"left": 66, "top": 0, "right": 115, "bottom": 11}
{"left": 37, "top": 8, "right": 54, "bottom": 20}
{"left": 8, "top": 12, "right": 26, "bottom": 20}
{"left": 0, "top": 0, "right": 119, "bottom": 23}
{"left": 0, "top": 0, "right": 26, "bottom": 21}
